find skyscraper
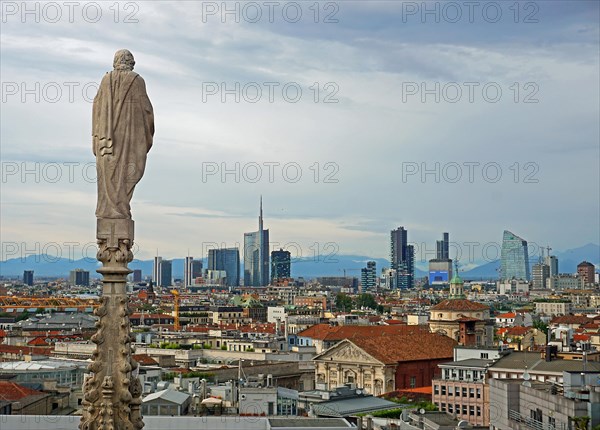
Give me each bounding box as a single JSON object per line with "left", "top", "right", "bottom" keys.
{"left": 69, "top": 269, "right": 90, "bottom": 286}
{"left": 132, "top": 269, "right": 142, "bottom": 283}
{"left": 183, "top": 257, "right": 202, "bottom": 287}
{"left": 390, "top": 227, "right": 414, "bottom": 289}
{"left": 361, "top": 261, "right": 377, "bottom": 290}
{"left": 159, "top": 260, "right": 172, "bottom": 288}
{"left": 208, "top": 248, "right": 240, "bottom": 287}
{"left": 436, "top": 232, "right": 449, "bottom": 260}
{"left": 545, "top": 255, "right": 559, "bottom": 277}
{"left": 153, "top": 256, "right": 162, "bottom": 286}
{"left": 23, "top": 270, "right": 33, "bottom": 286}
{"left": 271, "top": 248, "right": 291, "bottom": 281}
{"left": 244, "top": 198, "right": 269, "bottom": 286}
{"left": 500, "top": 230, "right": 530, "bottom": 280}
{"left": 430, "top": 232, "right": 452, "bottom": 285}
{"left": 532, "top": 263, "right": 550, "bottom": 289}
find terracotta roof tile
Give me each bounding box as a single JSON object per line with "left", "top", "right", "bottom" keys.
{"left": 298, "top": 323, "right": 425, "bottom": 341}
{"left": 132, "top": 354, "right": 159, "bottom": 366}
{"left": 431, "top": 299, "right": 488, "bottom": 312}
{"left": 349, "top": 330, "right": 456, "bottom": 364}
{"left": 550, "top": 315, "right": 593, "bottom": 325}
{"left": 0, "top": 381, "right": 45, "bottom": 400}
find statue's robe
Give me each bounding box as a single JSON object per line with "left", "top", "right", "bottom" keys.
{"left": 93, "top": 70, "right": 154, "bottom": 219}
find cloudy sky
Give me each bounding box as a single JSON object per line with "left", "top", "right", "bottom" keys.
{"left": 1, "top": 1, "right": 598, "bottom": 265}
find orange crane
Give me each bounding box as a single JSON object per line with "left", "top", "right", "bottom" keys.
{"left": 0, "top": 296, "right": 99, "bottom": 311}
{"left": 171, "top": 289, "right": 181, "bottom": 331}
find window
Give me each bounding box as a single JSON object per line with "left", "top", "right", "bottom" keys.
{"left": 448, "top": 404, "right": 453, "bottom": 413}
{"left": 469, "top": 388, "right": 475, "bottom": 398}
{"left": 441, "top": 403, "right": 446, "bottom": 412}
{"left": 462, "top": 387, "right": 467, "bottom": 397}
{"left": 462, "top": 405, "right": 467, "bottom": 415}
{"left": 455, "top": 386, "right": 460, "bottom": 396}
{"left": 441, "top": 386, "right": 446, "bottom": 395}
{"left": 477, "top": 406, "right": 481, "bottom": 417}
{"left": 481, "top": 353, "right": 488, "bottom": 359}
{"left": 410, "top": 376, "right": 416, "bottom": 388}
{"left": 434, "top": 385, "right": 439, "bottom": 395}
{"left": 476, "top": 388, "right": 481, "bottom": 398}
{"left": 469, "top": 406, "right": 475, "bottom": 416}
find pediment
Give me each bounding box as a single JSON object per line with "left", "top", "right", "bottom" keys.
{"left": 315, "top": 340, "right": 382, "bottom": 365}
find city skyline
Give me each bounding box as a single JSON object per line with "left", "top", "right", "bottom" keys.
{"left": 1, "top": 2, "right": 598, "bottom": 262}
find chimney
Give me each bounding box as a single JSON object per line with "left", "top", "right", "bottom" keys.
{"left": 545, "top": 345, "right": 552, "bottom": 362}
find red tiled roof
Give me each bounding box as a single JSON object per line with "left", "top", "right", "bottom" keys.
{"left": 573, "top": 334, "right": 591, "bottom": 342}
{"left": 385, "top": 320, "right": 406, "bottom": 325}
{"left": 496, "top": 312, "right": 516, "bottom": 319}
{"left": 505, "top": 326, "right": 531, "bottom": 336}
{"left": 298, "top": 324, "right": 425, "bottom": 341}
{"left": 0, "top": 344, "right": 51, "bottom": 356}
{"left": 349, "top": 331, "right": 456, "bottom": 364}
{"left": 431, "top": 299, "right": 489, "bottom": 312}
{"left": 550, "top": 315, "right": 593, "bottom": 325}
{"left": 0, "top": 381, "right": 45, "bottom": 400}
{"left": 132, "top": 354, "right": 159, "bottom": 366}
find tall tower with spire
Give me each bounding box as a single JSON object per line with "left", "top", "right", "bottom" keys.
{"left": 244, "top": 197, "right": 270, "bottom": 286}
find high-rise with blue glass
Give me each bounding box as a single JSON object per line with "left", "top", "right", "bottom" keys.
{"left": 500, "top": 230, "right": 530, "bottom": 280}
{"left": 244, "top": 197, "right": 270, "bottom": 286}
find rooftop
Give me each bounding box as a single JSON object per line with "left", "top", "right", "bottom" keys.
{"left": 430, "top": 299, "right": 489, "bottom": 312}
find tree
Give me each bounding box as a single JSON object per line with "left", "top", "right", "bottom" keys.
{"left": 572, "top": 416, "right": 590, "bottom": 430}
{"left": 335, "top": 293, "right": 353, "bottom": 312}
{"left": 355, "top": 293, "right": 378, "bottom": 310}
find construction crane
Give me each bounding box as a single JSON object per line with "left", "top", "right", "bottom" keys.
{"left": 0, "top": 296, "right": 100, "bottom": 311}
{"left": 171, "top": 289, "right": 181, "bottom": 331}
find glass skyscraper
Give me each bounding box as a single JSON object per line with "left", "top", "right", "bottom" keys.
{"left": 390, "top": 227, "right": 414, "bottom": 289}
{"left": 271, "top": 248, "right": 291, "bottom": 281}
{"left": 244, "top": 198, "right": 269, "bottom": 286}
{"left": 208, "top": 248, "right": 240, "bottom": 287}
{"left": 500, "top": 230, "right": 530, "bottom": 280}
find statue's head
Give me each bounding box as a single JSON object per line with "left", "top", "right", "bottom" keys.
{"left": 113, "top": 49, "right": 135, "bottom": 71}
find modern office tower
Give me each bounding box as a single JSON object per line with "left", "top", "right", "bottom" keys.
{"left": 430, "top": 232, "right": 452, "bottom": 285}
{"left": 23, "top": 270, "right": 34, "bottom": 286}
{"left": 184, "top": 257, "right": 202, "bottom": 287}
{"left": 153, "top": 256, "right": 162, "bottom": 285}
{"left": 244, "top": 197, "right": 269, "bottom": 286}
{"left": 500, "top": 230, "right": 530, "bottom": 280}
{"left": 184, "top": 256, "right": 193, "bottom": 287}
{"left": 159, "top": 260, "right": 172, "bottom": 288}
{"left": 577, "top": 261, "right": 596, "bottom": 285}
{"left": 208, "top": 248, "right": 240, "bottom": 287}
{"left": 545, "top": 255, "right": 559, "bottom": 277}
{"left": 69, "top": 269, "right": 90, "bottom": 286}
{"left": 390, "top": 227, "right": 414, "bottom": 289}
{"left": 532, "top": 263, "right": 550, "bottom": 289}
{"left": 436, "top": 232, "right": 450, "bottom": 260}
{"left": 271, "top": 248, "right": 291, "bottom": 281}
{"left": 191, "top": 259, "right": 203, "bottom": 280}
{"left": 132, "top": 269, "right": 142, "bottom": 283}
{"left": 429, "top": 259, "right": 453, "bottom": 285}
{"left": 360, "top": 261, "right": 377, "bottom": 290}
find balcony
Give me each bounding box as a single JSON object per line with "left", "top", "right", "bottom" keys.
{"left": 508, "top": 410, "right": 566, "bottom": 430}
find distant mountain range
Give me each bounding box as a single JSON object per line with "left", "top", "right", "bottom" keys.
{"left": 1, "top": 244, "right": 597, "bottom": 281}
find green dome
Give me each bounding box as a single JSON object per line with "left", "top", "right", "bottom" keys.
{"left": 450, "top": 273, "right": 463, "bottom": 285}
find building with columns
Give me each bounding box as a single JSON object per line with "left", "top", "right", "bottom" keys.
{"left": 313, "top": 327, "right": 456, "bottom": 396}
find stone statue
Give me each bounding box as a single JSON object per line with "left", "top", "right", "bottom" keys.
{"left": 82, "top": 49, "right": 150, "bottom": 430}
{"left": 93, "top": 49, "right": 154, "bottom": 220}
